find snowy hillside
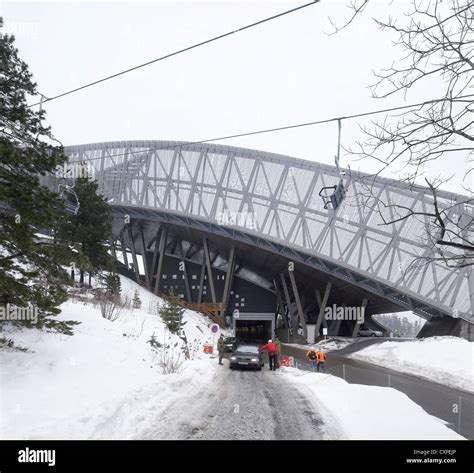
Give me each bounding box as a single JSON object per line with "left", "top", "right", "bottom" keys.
{"left": 350, "top": 337, "right": 474, "bottom": 393}
{"left": 1, "top": 274, "right": 469, "bottom": 441}
{"left": 0, "top": 276, "right": 221, "bottom": 440}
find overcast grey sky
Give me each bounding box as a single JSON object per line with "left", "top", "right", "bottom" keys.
{"left": 2, "top": 0, "right": 470, "bottom": 193}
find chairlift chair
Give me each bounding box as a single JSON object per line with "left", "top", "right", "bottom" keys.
{"left": 319, "top": 119, "right": 347, "bottom": 211}
{"left": 319, "top": 180, "right": 346, "bottom": 210}
{"left": 58, "top": 184, "right": 80, "bottom": 216}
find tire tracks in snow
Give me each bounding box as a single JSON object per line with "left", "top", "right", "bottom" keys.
{"left": 136, "top": 362, "right": 329, "bottom": 440}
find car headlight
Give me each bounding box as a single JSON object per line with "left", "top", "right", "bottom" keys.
{"left": 251, "top": 358, "right": 258, "bottom": 362}
{"left": 230, "top": 356, "right": 237, "bottom": 361}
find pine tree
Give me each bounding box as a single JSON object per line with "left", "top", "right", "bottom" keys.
{"left": 57, "top": 176, "right": 112, "bottom": 286}
{"left": 132, "top": 289, "right": 142, "bottom": 309}
{"left": 0, "top": 20, "right": 80, "bottom": 333}
{"left": 159, "top": 290, "right": 185, "bottom": 335}
{"left": 102, "top": 273, "right": 121, "bottom": 299}
{"left": 147, "top": 334, "right": 162, "bottom": 349}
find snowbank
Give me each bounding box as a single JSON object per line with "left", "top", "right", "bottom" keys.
{"left": 350, "top": 337, "right": 474, "bottom": 393}
{"left": 0, "top": 276, "right": 220, "bottom": 439}
{"left": 286, "top": 337, "right": 361, "bottom": 353}
{"left": 279, "top": 367, "right": 464, "bottom": 440}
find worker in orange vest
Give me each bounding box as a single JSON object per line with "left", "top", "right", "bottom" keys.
{"left": 316, "top": 350, "right": 326, "bottom": 372}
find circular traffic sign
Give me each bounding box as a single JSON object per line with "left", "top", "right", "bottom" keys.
{"left": 211, "top": 324, "right": 219, "bottom": 334}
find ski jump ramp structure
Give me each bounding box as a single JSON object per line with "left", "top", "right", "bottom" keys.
{"left": 64, "top": 141, "right": 473, "bottom": 341}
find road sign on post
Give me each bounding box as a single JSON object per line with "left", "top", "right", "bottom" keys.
{"left": 210, "top": 324, "right": 220, "bottom": 358}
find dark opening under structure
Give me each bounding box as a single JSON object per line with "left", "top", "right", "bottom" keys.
{"left": 233, "top": 313, "right": 275, "bottom": 343}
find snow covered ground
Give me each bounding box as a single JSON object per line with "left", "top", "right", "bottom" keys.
{"left": 279, "top": 367, "right": 464, "bottom": 440}
{"left": 0, "top": 276, "right": 221, "bottom": 440}
{"left": 1, "top": 275, "right": 468, "bottom": 440}
{"left": 350, "top": 337, "right": 474, "bottom": 393}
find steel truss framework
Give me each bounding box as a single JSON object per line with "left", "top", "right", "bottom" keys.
{"left": 65, "top": 141, "right": 473, "bottom": 323}
{"left": 114, "top": 217, "right": 280, "bottom": 328}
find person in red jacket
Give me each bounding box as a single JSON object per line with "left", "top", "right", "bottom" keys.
{"left": 259, "top": 339, "right": 278, "bottom": 371}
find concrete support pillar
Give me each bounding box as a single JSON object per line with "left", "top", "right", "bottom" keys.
{"left": 109, "top": 237, "right": 117, "bottom": 260}
{"left": 315, "top": 289, "right": 322, "bottom": 311}
{"left": 120, "top": 238, "right": 129, "bottom": 269}
{"left": 315, "top": 288, "right": 329, "bottom": 330}
{"left": 221, "top": 246, "right": 236, "bottom": 317}
{"left": 203, "top": 237, "right": 217, "bottom": 304}
{"left": 153, "top": 227, "right": 168, "bottom": 295}
{"left": 274, "top": 278, "right": 288, "bottom": 328}
{"left": 127, "top": 225, "right": 141, "bottom": 285}
{"left": 197, "top": 251, "right": 206, "bottom": 304}
{"left": 315, "top": 282, "right": 332, "bottom": 338}
{"left": 177, "top": 240, "right": 192, "bottom": 303}
{"left": 330, "top": 303, "right": 345, "bottom": 336}
{"left": 352, "top": 298, "right": 368, "bottom": 338}
{"left": 287, "top": 267, "right": 308, "bottom": 339}
{"left": 139, "top": 225, "right": 151, "bottom": 290}
{"left": 333, "top": 318, "right": 343, "bottom": 336}
{"left": 280, "top": 273, "right": 294, "bottom": 333}
{"left": 150, "top": 227, "right": 161, "bottom": 282}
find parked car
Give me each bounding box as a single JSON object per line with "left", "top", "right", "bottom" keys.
{"left": 229, "top": 344, "right": 264, "bottom": 370}
{"left": 223, "top": 337, "right": 238, "bottom": 352}
{"left": 358, "top": 327, "right": 384, "bottom": 337}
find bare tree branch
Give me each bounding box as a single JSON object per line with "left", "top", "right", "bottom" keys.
{"left": 326, "top": 0, "right": 369, "bottom": 35}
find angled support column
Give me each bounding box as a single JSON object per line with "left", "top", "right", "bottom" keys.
{"left": 274, "top": 278, "right": 288, "bottom": 328}
{"left": 332, "top": 303, "right": 345, "bottom": 336}
{"left": 109, "top": 237, "right": 117, "bottom": 260}
{"left": 139, "top": 225, "right": 151, "bottom": 290}
{"left": 315, "top": 282, "right": 332, "bottom": 338}
{"left": 187, "top": 244, "right": 199, "bottom": 260}
{"left": 170, "top": 239, "right": 178, "bottom": 256}
{"left": 120, "top": 238, "right": 129, "bottom": 269}
{"left": 220, "top": 246, "right": 236, "bottom": 318}
{"left": 153, "top": 226, "right": 168, "bottom": 295}
{"left": 203, "top": 237, "right": 217, "bottom": 304}
{"left": 280, "top": 273, "right": 294, "bottom": 331}
{"left": 150, "top": 227, "right": 161, "bottom": 281}
{"left": 287, "top": 267, "right": 308, "bottom": 339}
{"left": 315, "top": 289, "right": 322, "bottom": 310}
{"left": 352, "top": 298, "right": 368, "bottom": 338}
{"left": 177, "top": 240, "right": 192, "bottom": 303}
{"left": 197, "top": 251, "right": 206, "bottom": 304}
{"left": 127, "top": 225, "right": 141, "bottom": 285}
{"left": 315, "top": 288, "right": 329, "bottom": 330}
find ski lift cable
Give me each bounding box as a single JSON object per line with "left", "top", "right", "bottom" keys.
{"left": 318, "top": 119, "right": 347, "bottom": 211}
{"left": 27, "top": 1, "right": 321, "bottom": 108}
{"left": 34, "top": 93, "right": 47, "bottom": 141}
{"left": 70, "top": 94, "right": 474, "bottom": 164}
{"left": 335, "top": 118, "right": 342, "bottom": 175}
